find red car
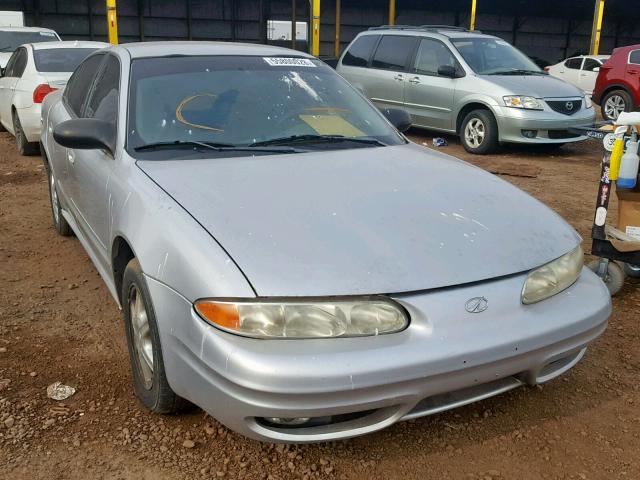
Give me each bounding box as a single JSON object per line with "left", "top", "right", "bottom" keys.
{"left": 593, "top": 44, "right": 640, "bottom": 121}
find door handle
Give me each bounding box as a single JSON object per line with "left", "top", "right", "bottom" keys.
{"left": 67, "top": 150, "right": 75, "bottom": 164}
{"left": 408, "top": 77, "right": 421, "bottom": 84}
{"left": 393, "top": 74, "right": 404, "bottom": 81}
{"left": 629, "top": 70, "right": 640, "bottom": 75}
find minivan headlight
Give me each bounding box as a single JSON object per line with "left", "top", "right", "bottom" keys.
{"left": 521, "top": 246, "right": 583, "bottom": 304}
{"left": 194, "top": 297, "right": 409, "bottom": 339}
{"left": 503, "top": 95, "right": 544, "bottom": 110}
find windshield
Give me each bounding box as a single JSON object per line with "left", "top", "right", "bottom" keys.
{"left": 0, "top": 30, "right": 59, "bottom": 52}
{"left": 127, "top": 55, "right": 404, "bottom": 158}
{"left": 451, "top": 37, "right": 541, "bottom": 75}
{"left": 34, "top": 48, "right": 99, "bottom": 72}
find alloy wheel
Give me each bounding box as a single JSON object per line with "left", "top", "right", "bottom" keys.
{"left": 464, "top": 117, "right": 485, "bottom": 148}
{"left": 604, "top": 95, "right": 625, "bottom": 120}
{"left": 129, "top": 285, "right": 154, "bottom": 390}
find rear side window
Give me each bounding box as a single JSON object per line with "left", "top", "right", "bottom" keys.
{"left": 630, "top": 50, "right": 640, "bottom": 65}
{"left": 371, "top": 35, "right": 416, "bottom": 71}
{"left": 63, "top": 53, "right": 105, "bottom": 116}
{"left": 84, "top": 55, "right": 119, "bottom": 123}
{"left": 34, "top": 48, "right": 98, "bottom": 73}
{"left": 342, "top": 35, "right": 379, "bottom": 67}
{"left": 564, "top": 58, "right": 582, "bottom": 69}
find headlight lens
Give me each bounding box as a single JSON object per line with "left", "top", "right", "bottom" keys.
{"left": 521, "top": 246, "right": 583, "bottom": 304}
{"left": 503, "top": 95, "right": 544, "bottom": 110}
{"left": 584, "top": 95, "right": 593, "bottom": 109}
{"left": 194, "top": 297, "right": 409, "bottom": 339}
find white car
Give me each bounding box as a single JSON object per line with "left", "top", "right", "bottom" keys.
{"left": 0, "top": 40, "right": 107, "bottom": 155}
{"left": 546, "top": 55, "right": 610, "bottom": 96}
{"left": 0, "top": 26, "right": 60, "bottom": 67}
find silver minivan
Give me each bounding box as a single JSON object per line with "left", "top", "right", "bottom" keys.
{"left": 336, "top": 26, "right": 596, "bottom": 154}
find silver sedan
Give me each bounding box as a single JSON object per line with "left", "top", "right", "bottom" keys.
{"left": 40, "top": 42, "right": 611, "bottom": 443}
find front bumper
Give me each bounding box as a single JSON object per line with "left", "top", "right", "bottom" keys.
{"left": 494, "top": 105, "right": 596, "bottom": 144}
{"left": 147, "top": 267, "right": 610, "bottom": 443}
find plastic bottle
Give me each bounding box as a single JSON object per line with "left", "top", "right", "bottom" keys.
{"left": 609, "top": 137, "right": 625, "bottom": 181}
{"left": 617, "top": 132, "right": 640, "bottom": 189}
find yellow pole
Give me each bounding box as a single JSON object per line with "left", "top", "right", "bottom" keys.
{"left": 334, "top": 0, "right": 341, "bottom": 57}
{"left": 389, "top": 0, "right": 396, "bottom": 26}
{"left": 590, "top": 0, "right": 605, "bottom": 55}
{"left": 469, "top": 0, "right": 477, "bottom": 31}
{"left": 106, "top": 0, "right": 118, "bottom": 45}
{"left": 312, "top": 0, "right": 320, "bottom": 57}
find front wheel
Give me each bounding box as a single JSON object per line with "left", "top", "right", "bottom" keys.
{"left": 601, "top": 90, "right": 632, "bottom": 121}
{"left": 122, "top": 258, "right": 189, "bottom": 414}
{"left": 588, "top": 259, "right": 626, "bottom": 296}
{"left": 460, "top": 109, "right": 499, "bottom": 155}
{"left": 46, "top": 164, "right": 73, "bottom": 236}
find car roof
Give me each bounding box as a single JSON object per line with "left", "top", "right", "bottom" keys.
{"left": 0, "top": 26, "right": 57, "bottom": 33}
{"left": 30, "top": 40, "right": 107, "bottom": 50}
{"left": 361, "top": 26, "right": 496, "bottom": 41}
{"left": 118, "top": 41, "right": 315, "bottom": 59}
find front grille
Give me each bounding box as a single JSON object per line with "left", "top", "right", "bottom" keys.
{"left": 546, "top": 99, "right": 582, "bottom": 115}
{"left": 548, "top": 129, "right": 581, "bottom": 140}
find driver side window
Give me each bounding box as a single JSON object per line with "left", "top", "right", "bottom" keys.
{"left": 84, "top": 55, "right": 120, "bottom": 125}
{"left": 63, "top": 53, "right": 105, "bottom": 117}
{"left": 414, "top": 39, "right": 457, "bottom": 76}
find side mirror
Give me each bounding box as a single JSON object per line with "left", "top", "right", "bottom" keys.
{"left": 437, "top": 65, "right": 460, "bottom": 78}
{"left": 593, "top": 67, "right": 600, "bottom": 72}
{"left": 53, "top": 118, "right": 116, "bottom": 155}
{"left": 380, "top": 107, "right": 412, "bottom": 133}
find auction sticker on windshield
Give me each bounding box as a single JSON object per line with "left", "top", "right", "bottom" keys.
{"left": 263, "top": 57, "right": 316, "bottom": 67}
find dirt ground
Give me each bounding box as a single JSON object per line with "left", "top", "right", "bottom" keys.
{"left": 1, "top": 127, "right": 639, "bottom": 480}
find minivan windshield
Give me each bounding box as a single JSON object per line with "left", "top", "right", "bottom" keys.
{"left": 451, "top": 37, "right": 542, "bottom": 75}
{"left": 0, "top": 30, "right": 59, "bottom": 52}
{"left": 128, "top": 55, "right": 405, "bottom": 158}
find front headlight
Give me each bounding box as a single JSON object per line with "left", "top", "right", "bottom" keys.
{"left": 503, "top": 95, "right": 544, "bottom": 110}
{"left": 194, "top": 297, "right": 409, "bottom": 339}
{"left": 584, "top": 95, "right": 593, "bottom": 109}
{"left": 521, "top": 246, "right": 583, "bottom": 305}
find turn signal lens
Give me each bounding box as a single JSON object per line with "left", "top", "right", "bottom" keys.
{"left": 193, "top": 298, "right": 409, "bottom": 339}
{"left": 33, "top": 84, "right": 58, "bottom": 104}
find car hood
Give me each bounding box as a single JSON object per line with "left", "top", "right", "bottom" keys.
{"left": 481, "top": 73, "right": 584, "bottom": 98}
{"left": 138, "top": 143, "right": 580, "bottom": 297}
{"left": 0, "top": 52, "right": 11, "bottom": 68}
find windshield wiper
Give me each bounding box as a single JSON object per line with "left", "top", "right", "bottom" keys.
{"left": 487, "top": 69, "right": 546, "bottom": 76}
{"left": 133, "top": 140, "right": 302, "bottom": 154}
{"left": 250, "top": 134, "right": 387, "bottom": 148}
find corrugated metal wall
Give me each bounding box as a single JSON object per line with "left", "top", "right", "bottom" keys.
{"left": 1, "top": 0, "right": 640, "bottom": 63}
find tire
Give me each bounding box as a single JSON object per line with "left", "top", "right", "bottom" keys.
{"left": 46, "top": 163, "right": 73, "bottom": 236}
{"left": 460, "top": 109, "right": 499, "bottom": 155}
{"left": 13, "top": 110, "right": 39, "bottom": 156}
{"left": 122, "top": 258, "right": 189, "bottom": 414}
{"left": 601, "top": 89, "right": 632, "bottom": 121}
{"left": 622, "top": 262, "right": 640, "bottom": 278}
{"left": 588, "top": 259, "right": 626, "bottom": 296}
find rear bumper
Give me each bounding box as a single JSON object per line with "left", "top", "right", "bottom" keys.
{"left": 146, "top": 268, "right": 610, "bottom": 443}
{"left": 495, "top": 105, "right": 596, "bottom": 144}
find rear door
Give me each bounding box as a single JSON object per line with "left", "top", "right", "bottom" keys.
{"left": 0, "top": 48, "right": 26, "bottom": 131}
{"left": 404, "top": 38, "right": 459, "bottom": 130}
{"left": 560, "top": 57, "right": 583, "bottom": 89}
{"left": 625, "top": 49, "right": 640, "bottom": 102}
{"left": 579, "top": 57, "right": 602, "bottom": 95}
{"left": 365, "top": 35, "right": 417, "bottom": 110}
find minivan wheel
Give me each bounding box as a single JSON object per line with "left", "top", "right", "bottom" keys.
{"left": 601, "top": 90, "right": 632, "bottom": 121}
{"left": 460, "top": 110, "right": 499, "bottom": 155}
{"left": 122, "top": 258, "right": 190, "bottom": 414}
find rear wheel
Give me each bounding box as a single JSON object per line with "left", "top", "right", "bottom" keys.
{"left": 601, "top": 89, "right": 632, "bottom": 121}
{"left": 13, "top": 110, "right": 38, "bottom": 156}
{"left": 122, "top": 258, "right": 190, "bottom": 414}
{"left": 460, "top": 109, "right": 499, "bottom": 155}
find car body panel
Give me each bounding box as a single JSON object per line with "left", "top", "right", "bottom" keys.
{"left": 593, "top": 45, "right": 640, "bottom": 108}
{"left": 337, "top": 30, "right": 595, "bottom": 144}
{"left": 40, "top": 41, "right": 611, "bottom": 443}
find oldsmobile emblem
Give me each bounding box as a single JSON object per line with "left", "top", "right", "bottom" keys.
{"left": 465, "top": 296, "right": 488, "bottom": 313}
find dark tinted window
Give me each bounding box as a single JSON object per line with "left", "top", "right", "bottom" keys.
{"left": 34, "top": 48, "right": 98, "bottom": 73}
{"left": 0, "top": 30, "right": 59, "bottom": 53}
{"left": 414, "top": 38, "right": 456, "bottom": 76}
{"left": 371, "top": 35, "right": 415, "bottom": 71}
{"left": 564, "top": 58, "right": 582, "bottom": 69}
{"left": 85, "top": 55, "right": 119, "bottom": 123}
{"left": 342, "top": 35, "right": 379, "bottom": 67}
{"left": 630, "top": 50, "right": 640, "bottom": 65}
{"left": 63, "top": 54, "right": 105, "bottom": 116}
{"left": 3, "top": 50, "right": 18, "bottom": 76}
{"left": 582, "top": 58, "right": 601, "bottom": 71}
{"left": 8, "top": 48, "right": 27, "bottom": 77}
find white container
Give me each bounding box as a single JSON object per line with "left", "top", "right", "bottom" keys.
{"left": 617, "top": 139, "right": 640, "bottom": 189}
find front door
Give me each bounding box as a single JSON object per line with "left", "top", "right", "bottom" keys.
{"left": 404, "top": 38, "right": 457, "bottom": 131}
{"left": 365, "top": 35, "right": 417, "bottom": 110}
